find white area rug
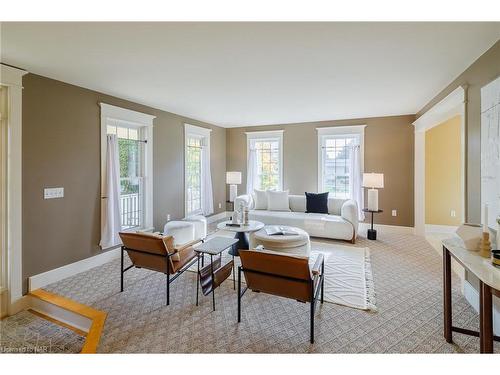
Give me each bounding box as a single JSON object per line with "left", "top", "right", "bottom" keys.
{"left": 198, "top": 230, "right": 376, "bottom": 311}
{"left": 310, "top": 243, "right": 376, "bottom": 311}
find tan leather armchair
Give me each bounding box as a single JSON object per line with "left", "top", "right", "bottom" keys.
{"left": 238, "top": 249, "right": 325, "bottom": 343}
{"left": 119, "top": 232, "right": 201, "bottom": 306}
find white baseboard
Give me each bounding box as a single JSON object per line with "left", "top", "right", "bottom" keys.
{"left": 28, "top": 248, "right": 121, "bottom": 292}
{"left": 359, "top": 222, "right": 415, "bottom": 234}
{"left": 207, "top": 211, "right": 230, "bottom": 223}
{"left": 463, "top": 280, "right": 500, "bottom": 336}
{"left": 425, "top": 224, "right": 458, "bottom": 234}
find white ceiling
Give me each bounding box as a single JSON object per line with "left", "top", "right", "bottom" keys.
{"left": 1, "top": 22, "right": 499, "bottom": 127}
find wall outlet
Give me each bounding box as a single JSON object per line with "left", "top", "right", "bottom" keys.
{"left": 392, "top": 209, "right": 397, "bottom": 217}
{"left": 44, "top": 187, "right": 64, "bottom": 199}
{"left": 218, "top": 202, "right": 222, "bottom": 209}
{"left": 450, "top": 210, "right": 456, "bottom": 218}
{"left": 167, "top": 214, "right": 171, "bottom": 222}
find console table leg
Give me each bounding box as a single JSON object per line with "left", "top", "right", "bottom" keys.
{"left": 196, "top": 255, "right": 200, "bottom": 306}
{"left": 232, "top": 255, "right": 236, "bottom": 290}
{"left": 443, "top": 246, "right": 452, "bottom": 343}
{"left": 480, "top": 281, "right": 493, "bottom": 353}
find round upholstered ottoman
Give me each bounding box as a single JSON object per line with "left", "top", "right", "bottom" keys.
{"left": 163, "top": 221, "right": 195, "bottom": 245}
{"left": 250, "top": 226, "right": 311, "bottom": 257}
{"left": 184, "top": 215, "right": 207, "bottom": 240}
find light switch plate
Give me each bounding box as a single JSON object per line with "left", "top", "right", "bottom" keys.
{"left": 44, "top": 187, "right": 64, "bottom": 199}
{"left": 392, "top": 209, "right": 397, "bottom": 217}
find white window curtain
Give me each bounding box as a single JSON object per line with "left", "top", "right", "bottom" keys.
{"left": 246, "top": 147, "right": 257, "bottom": 194}
{"left": 349, "top": 144, "right": 365, "bottom": 221}
{"left": 100, "top": 134, "right": 122, "bottom": 248}
{"left": 201, "top": 138, "right": 214, "bottom": 215}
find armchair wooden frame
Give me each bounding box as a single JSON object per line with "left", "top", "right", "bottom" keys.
{"left": 237, "top": 252, "right": 325, "bottom": 343}
{"left": 120, "top": 233, "right": 202, "bottom": 306}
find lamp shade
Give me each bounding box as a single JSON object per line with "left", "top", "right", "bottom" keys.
{"left": 363, "top": 173, "right": 384, "bottom": 189}
{"left": 226, "top": 171, "right": 242, "bottom": 185}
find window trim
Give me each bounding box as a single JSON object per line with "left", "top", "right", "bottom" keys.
{"left": 100, "top": 103, "right": 155, "bottom": 233}
{"left": 246, "top": 130, "right": 284, "bottom": 191}
{"left": 184, "top": 124, "right": 212, "bottom": 217}
{"left": 316, "top": 125, "right": 366, "bottom": 195}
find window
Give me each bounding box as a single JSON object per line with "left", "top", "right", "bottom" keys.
{"left": 100, "top": 103, "right": 155, "bottom": 232}
{"left": 185, "top": 124, "right": 213, "bottom": 217}
{"left": 106, "top": 124, "right": 144, "bottom": 230}
{"left": 246, "top": 130, "right": 283, "bottom": 192}
{"left": 185, "top": 134, "right": 203, "bottom": 215}
{"left": 317, "top": 125, "right": 365, "bottom": 198}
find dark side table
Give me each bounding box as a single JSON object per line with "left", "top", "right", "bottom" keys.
{"left": 194, "top": 236, "right": 239, "bottom": 311}
{"left": 362, "top": 208, "right": 383, "bottom": 240}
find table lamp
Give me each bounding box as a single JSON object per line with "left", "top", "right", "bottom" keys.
{"left": 363, "top": 173, "right": 384, "bottom": 211}
{"left": 226, "top": 171, "right": 242, "bottom": 202}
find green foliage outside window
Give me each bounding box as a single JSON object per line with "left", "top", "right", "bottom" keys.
{"left": 119, "top": 138, "right": 140, "bottom": 195}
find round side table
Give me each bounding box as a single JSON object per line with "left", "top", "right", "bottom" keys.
{"left": 216, "top": 220, "right": 265, "bottom": 256}
{"left": 362, "top": 208, "right": 383, "bottom": 240}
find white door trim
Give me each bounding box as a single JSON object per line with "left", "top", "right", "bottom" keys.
{"left": 413, "top": 86, "right": 466, "bottom": 236}
{"left": 0, "top": 64, "right": 28, "bottom": 314}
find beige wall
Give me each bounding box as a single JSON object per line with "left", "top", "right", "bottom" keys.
{"left": 227, "top": 115, "right": 415, "bottom": 227}
{"left": 425, "top": 115, "right": 462, "bottom": 226}
{"left": 417, "top": 40, "right": 500, "bottom": 223}
{"left": 22, "top": 74, "right": 226, "bottom": 292}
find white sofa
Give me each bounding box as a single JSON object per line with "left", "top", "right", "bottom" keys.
{"left": 235, "top": 194, "right": 359, "bottom": 243}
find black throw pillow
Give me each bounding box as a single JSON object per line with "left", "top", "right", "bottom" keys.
{"left": 305, "top": 192, "right": 329, "bottom": 214}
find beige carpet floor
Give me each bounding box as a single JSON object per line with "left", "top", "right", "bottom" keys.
{"left": 43, "top": 230, "right": 499, "bottom": 353}
{"left": 0, "top": 310, "right": 85, "bottom": 354}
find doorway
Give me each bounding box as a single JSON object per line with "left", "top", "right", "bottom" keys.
{"left": 425, "top": 115, "right": 464, "bottom": 231}
{"left": 413, "top": 87, "right": 467, "bottom": 283}
{"left": 413, "top": 86, "right": 466, "bottom": 237}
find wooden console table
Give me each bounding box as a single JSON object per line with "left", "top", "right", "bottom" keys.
{"left": 442, "top": 238, "right": 500, "bottom": 353}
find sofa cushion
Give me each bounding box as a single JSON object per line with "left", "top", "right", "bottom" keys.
{"left": 305, "top": 192, "right": 329, "bottom": 214}
{"left": 327, "top": 198, "right": 346, "bottom": 216}
{"left": 267, "top": 190, "right": 291, "bottom": 211}
{"left": 289, "top": 194, "right": 306, "bottom": 212}
{"left": 248, "top": 210, "right": 354, "bottom": 241}
{"left": 253, "top": 189, "right": 268, "bottom": 210}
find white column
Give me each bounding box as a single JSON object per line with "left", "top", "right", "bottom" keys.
{"left": 414, "top": 130, "right": 425, "bottom": 236}
{"left": 1, "top": 64, "right": 28, "bottom": 314}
